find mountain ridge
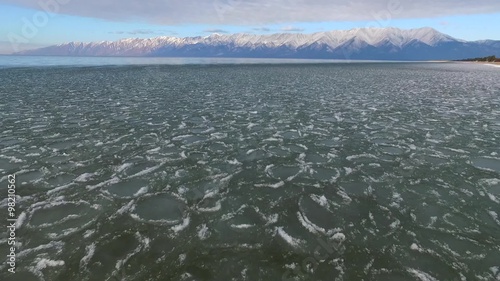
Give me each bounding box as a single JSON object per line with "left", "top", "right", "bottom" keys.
{"left": 16, "top": 27, "right": 500, "bottom": 61}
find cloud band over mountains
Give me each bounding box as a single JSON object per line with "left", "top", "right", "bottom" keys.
{"left": 2, "top": 0, "right": 500, "bottom": 25}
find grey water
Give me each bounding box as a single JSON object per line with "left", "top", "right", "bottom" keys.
{"left": 0, "top": 59, "right": 499, "bottom": 281}
{"left": 0, "top": 55, "right": 376, "bottom": 68}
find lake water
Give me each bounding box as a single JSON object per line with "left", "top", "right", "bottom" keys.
{"left": 0, "top": 55, "right": 378, "bottom": 68}
{"left": 0, "top": 58, "right": 499, "bottom": 281}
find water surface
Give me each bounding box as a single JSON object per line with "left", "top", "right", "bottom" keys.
{"left": 0, "top": 62, "right": 499, "bottom": 281}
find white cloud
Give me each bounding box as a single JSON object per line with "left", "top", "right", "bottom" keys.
{"left": 2, "top": 0, "right": 500, "bottom": 25}
{"left": 109, "top": 29, "right": 159, "bottom": 35}
{"left": 253, "top": 27, "right": 271, "bottom": 32}
{"left": 203, "top": 28, "right": 229, "bottom": 33}
{"left": 280, "top": 26, "right": 304, "bottom": 32}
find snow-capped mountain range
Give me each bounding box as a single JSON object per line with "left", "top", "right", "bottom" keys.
{"left": 17, "top": 27, "right": 500, "bottom": 60}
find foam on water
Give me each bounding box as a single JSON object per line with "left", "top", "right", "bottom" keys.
{"left": 276, "top": 227, "right": 304, "bottom": 249}
{"left": 407, "top": 268, "right": 438, "bottom": 281}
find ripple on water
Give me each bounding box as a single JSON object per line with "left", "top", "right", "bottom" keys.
{"left": 85, "top": 232, "right": 141, "bottom": 280}
{"left": 43, "top": 155, "right": 70, "bottom": 164}
{"left": 132, "top": 193, "right": 186, "bottom": 224}
{"left": 209, "top": 142, "right": 229, "bottom": 152}
{"left": 29, "top": 202, "right": 92, "bottom": 226}
{"left": 340, "top": 182, "right": 370, "bottom": 197}
{"left": 310, "top": 167, "right": 339, "bottom": 182}
{"left": 268, "top": 146, "right": 290, "bottom": 157}
{"left": 472, "top": 157, "right": 500, "bottom": 173}
{"left": 379, "top": 145, "right": 404, "bottom": 156}
{"left": 371, "top": 138, "right": 393, "bottom": 145}
{"left": 298, "top": 195, "right": 336, "bottom": 234}
{"left": 46, "top": 173, "right": 75, "bottom": 187}
{"left": 18, "top": 170, "right": 44, "bottom": 183}
{"left": 317, "top": 139, "right": 342, "bottom": 148}
{"left": 424, "top": 155, "right": 449, "bottom": 165}
{"left": 286, "top": 144, "right": 308, "bottom": 153}
{"left": 105, "top": 178, "right": 149, "bottom": 198}
{"left": 48, "top": 139, "right": 80, "bottom": 150}
{"left": 281, "top": 131, "right": 301, "bottom": 139}
{"left": 480, "top": 179, "right": 500, "bottom": 196}
{"left": 305, "top": 153, "right": 328, "bottom": 164}
{"left": 269, "top": 166, "right": 301, "bottom": 181}
{"left": 0, "top": 158, "right": 23, "bottom": 170}
{"left": 182, "top": 135, "right": 207, "bottom": 145}
{"left": 27, "top": 201, "right": 98, "bottom": 238}
{"left": 241, "top": 149, "right": 266, "bottom": 161}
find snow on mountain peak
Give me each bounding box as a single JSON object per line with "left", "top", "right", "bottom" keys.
{"left": 18, "top": 27, "right": 483, "bottom": 60}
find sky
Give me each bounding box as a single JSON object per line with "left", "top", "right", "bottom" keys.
{"left": 1, "top": 0, "right": 500, "bottom": 54}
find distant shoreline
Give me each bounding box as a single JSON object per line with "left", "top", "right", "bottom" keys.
{"left": 454, "top": 61, "right": 500, "bottom": 66}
